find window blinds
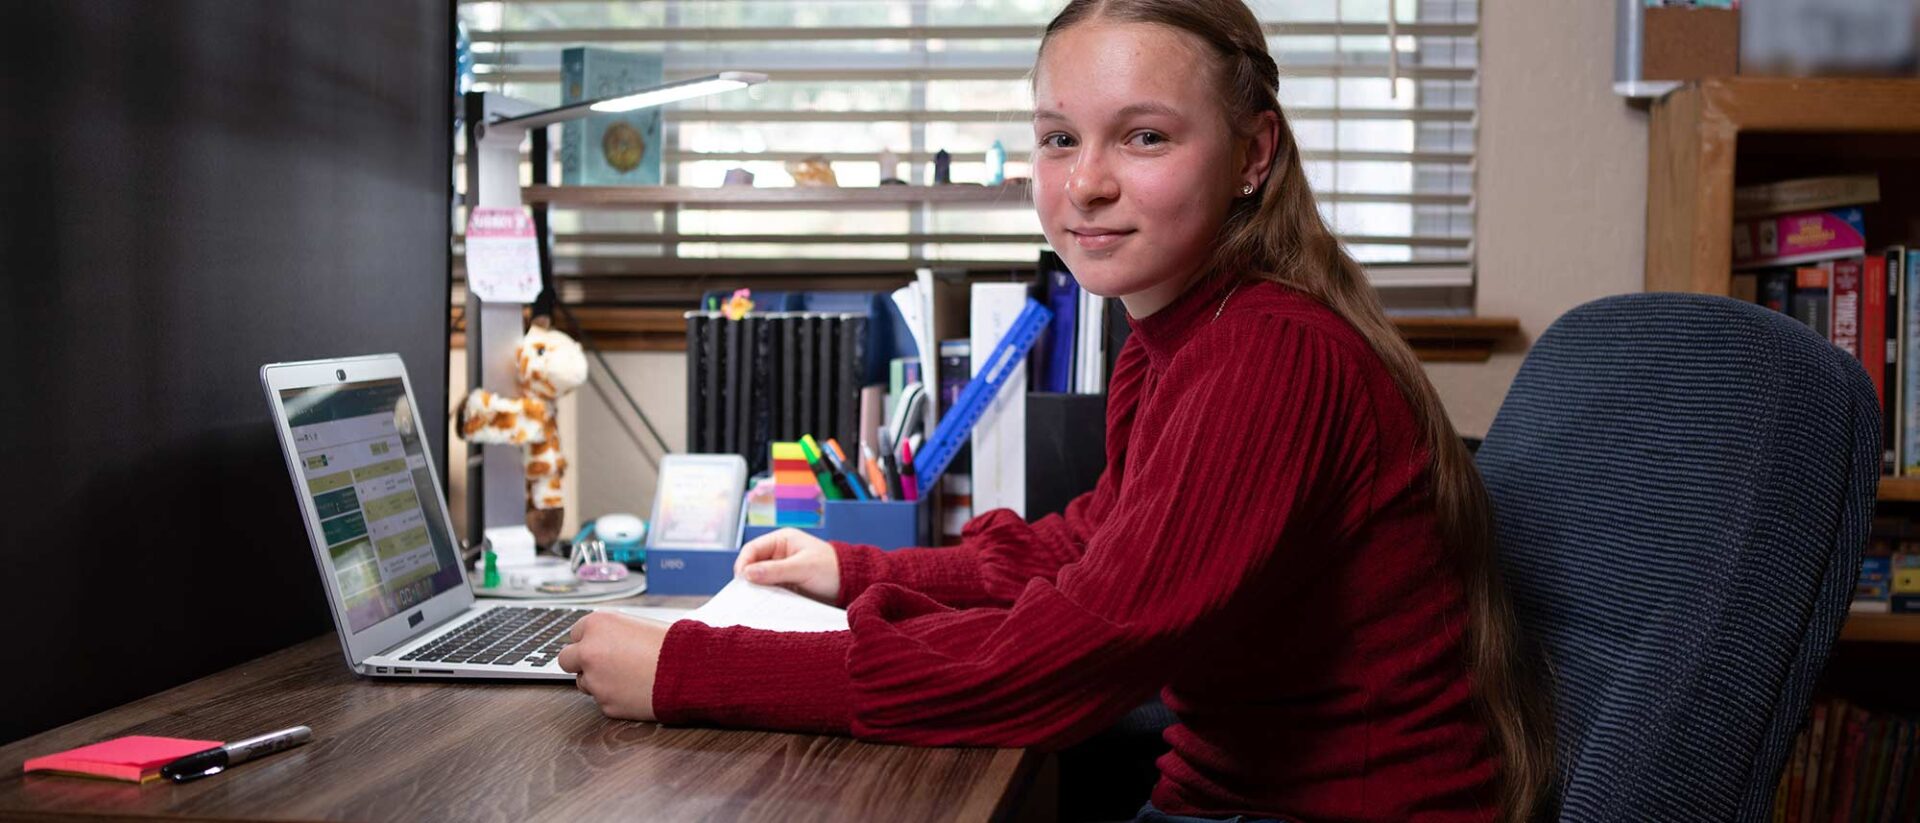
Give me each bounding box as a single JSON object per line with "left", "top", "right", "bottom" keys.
{"left": 456, "top": 0, "right": 1478, "bottom": 302}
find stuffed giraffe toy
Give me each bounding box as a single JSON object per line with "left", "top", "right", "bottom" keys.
{"left": 456, "top": 316, "right": 588, "bottom": 548}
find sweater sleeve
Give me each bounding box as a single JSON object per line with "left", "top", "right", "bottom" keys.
{"left": 655, "top": 320, "right": 1373, "bottom": 746}
{"left": 829, "top": 340, "right": 1150, "bottom": 609}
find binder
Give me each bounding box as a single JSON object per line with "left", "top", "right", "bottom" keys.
{"left": 722, "top": 315, "right": 743, "bottom": 456}
{"left": 747, "top": 315, "right": 776, "bottom": 476}
{"left": 701, "top": 311, "right": 722, "bottom": 452}
{"left": 797, "top": 313, "right": 816, "bottom": 438}
{"left": 684, "top": 312, "right": 708, "bottom": 452}
{"left": 777, "top": 313, "right": 798, "bottom": 441}
{"left": 837, "top": 313, "right": 867, "bottom": 451}
{"left": 816, "top": 313, "right": 836, "bottom": 440}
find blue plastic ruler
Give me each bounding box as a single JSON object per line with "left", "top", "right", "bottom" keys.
{"left": 913, "top": 298, "right": 1053, "bottom": 489}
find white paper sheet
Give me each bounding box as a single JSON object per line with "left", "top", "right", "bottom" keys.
{"left": 617, "top": 579, "right": 850, "bottom": 633}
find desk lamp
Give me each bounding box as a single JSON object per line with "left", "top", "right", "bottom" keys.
{"left": 461, "top": 72, "right": 768, "bottom": 560}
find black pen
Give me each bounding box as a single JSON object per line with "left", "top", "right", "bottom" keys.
{"left": 160, "top": 726, "right": 312, "bottom": 783}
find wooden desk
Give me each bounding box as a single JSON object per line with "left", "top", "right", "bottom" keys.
{"left": 0, "top": 598, "right": 1049, "bottom": 822}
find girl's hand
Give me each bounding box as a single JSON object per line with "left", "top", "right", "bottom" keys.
{"left": 557, "top": 611, "right": 669, "bottom": 721}
{"left": 733, "top": 528, "right": 841, "bottom": 605}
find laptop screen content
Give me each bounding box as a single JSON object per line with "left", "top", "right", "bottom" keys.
{"left": 281, "top": 379, "right": 462, "bottom": 633}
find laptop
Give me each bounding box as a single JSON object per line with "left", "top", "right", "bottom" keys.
{"left": 261, "top": 353, "right": 594, "bottom": 680}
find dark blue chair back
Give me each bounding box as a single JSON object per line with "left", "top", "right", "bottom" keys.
{"left": 1476, "top": 293, "right": 1878, "bottom": 822}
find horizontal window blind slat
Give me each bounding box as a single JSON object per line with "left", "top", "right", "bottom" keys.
{"left": 470, "top": 22, "right": 1476, "bottom": 44}
{"left": 471, "top": 64, "right": 1475, "bottom": 82}
{"left": 455, "top": 231, "right": 1471, "bottom": 249}
{"left": 640, "top": 108, "right": 1474, "bottom": 123}
{"left": 512, "top": 184, "right": 1473, "bottom": 208}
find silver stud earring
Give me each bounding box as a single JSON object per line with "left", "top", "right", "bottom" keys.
{"left": 1241, "top": 184, "right": 1255, "bottom": 196}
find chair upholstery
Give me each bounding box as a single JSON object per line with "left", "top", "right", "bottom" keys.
{"left": 1476, "top": 293, "right": 1879, "bottom": 822}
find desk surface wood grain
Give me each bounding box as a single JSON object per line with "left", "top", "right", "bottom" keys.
{"left": 0, "top": 602, "right": 1040, "bottom": 822}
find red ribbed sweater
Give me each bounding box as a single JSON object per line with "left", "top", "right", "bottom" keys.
{"left": 654, "top": 275, "right": 1498, "bottom": 822}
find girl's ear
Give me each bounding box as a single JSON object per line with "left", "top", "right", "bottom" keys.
{"left": 1238, "top": 110, "right": 1283, "bottom": 191}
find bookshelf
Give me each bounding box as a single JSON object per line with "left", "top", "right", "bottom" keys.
{"left": 1645, "top": 80, "right": 1920, "bottom": 725}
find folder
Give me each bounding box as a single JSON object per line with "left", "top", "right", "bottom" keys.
{"left": 970, "top": 282, "right": 1030, "bottom": 517}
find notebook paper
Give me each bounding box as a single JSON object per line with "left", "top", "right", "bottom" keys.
{"left": 619, "top": 579, "right": 849, "bottom": 633}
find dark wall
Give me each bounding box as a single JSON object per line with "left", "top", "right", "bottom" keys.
{"left": 0, "top": 1, "right": 451, "bottom": 743}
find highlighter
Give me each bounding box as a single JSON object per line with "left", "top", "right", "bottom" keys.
{"left": 798, "top": 435, "right": 848, "bottom": 500}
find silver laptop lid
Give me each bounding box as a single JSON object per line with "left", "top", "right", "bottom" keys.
{"left": 260, "top": 354, "right": 475, "bottom": 667}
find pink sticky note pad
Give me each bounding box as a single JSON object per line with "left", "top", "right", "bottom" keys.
{"left": 23, "top": 735, "right": 223, "bottom": 783}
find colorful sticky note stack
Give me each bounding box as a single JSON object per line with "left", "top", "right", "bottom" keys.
{"left": 771, "top": 442, "right": 824, "bottom": 528}
{"left": 745, "top": 477, "right": 777, "bottom": 527}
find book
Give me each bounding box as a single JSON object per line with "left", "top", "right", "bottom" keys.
{"left": 1734, "top": 174, "right": 1880, "bottom": 219}
{"left": 1813, "top": 699, "right": 1848, "bottom": 817}
{"left": 1863, "top": 255, "right": 1888, "bottom": 421}
{"left": 1907, "top": 248, "right": 1920, "bottom": 477}
{"left": 1788, "top": 725, "right": 1809, "bottom": 823}
{"left": 1888, "top": 247, "right": 1907, "bottom": 476}
{"left": 23, "top": 735, "right": 221, "bottom": 783}
{"left": 1759, "top": 268, "right": 1794, "bottom": 314}
{"left": 1802, "top": 702, "right": 1828, "bottom": 823}
{"left": 1733, "top": 208, "right": 1868, "bottom": 271}
{"left": 1075, "top": 289, "right": 1108, "bottom": 393}
{"left": 1833, "top": 258, "right": 1863, "bottom": 358}
{"left": 1880, "top": 718, "right": 1913, "bottom": 823}
{"left": 1855, "top": 554, "right": 1892, "bottom": 612}
{"left": 1791, "top": 266, "right": 1832, "bottom": 339}
{"left": 1830, "top": 704, "right": 1870, "bottom": 823}
{"left": 559, "top": 48, "right": 665, "bottom": 186}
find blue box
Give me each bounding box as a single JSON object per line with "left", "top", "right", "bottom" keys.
{"left": 649, "top": 498, "right": 929, "bottom": 596}
{"left": 741, "top": 498, "right": 929, "bottom": 550}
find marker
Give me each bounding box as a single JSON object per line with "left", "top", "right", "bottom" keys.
{"left": 798, "top": 435, "right": 847, "bottom": 500}
{"left": 859, "top": 442, "right": 890, "bottom": 500}
{"left": 899, "top": 439, "right": 920, "bottom": 502}
{"left": 878, "top": 429, "right": 905, "bottom": 501}
{"left": 822, "top": 438, "right": 869, "bottom": 501}
{"left": 160, "top": 726, "right": 313, "bottom": 783}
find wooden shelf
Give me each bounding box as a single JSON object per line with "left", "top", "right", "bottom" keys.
{"left": 1840, "top": 612, "right": 1920, "bottom": 644}
{"left": 1880, "top": 476, "right": 1920, "bottom": 502}
{"left": 1647, "top": 77, "right": 1920, "bottom": 294}
{"left": 520, "top": 182, "right": 1035, "bottom": 210}
{"left": 451, "top": 305, "right": 1520, "bottom": 361}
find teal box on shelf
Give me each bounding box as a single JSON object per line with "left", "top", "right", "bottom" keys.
{"left": 740, "top": 498, "right": 930, "bottom": 551}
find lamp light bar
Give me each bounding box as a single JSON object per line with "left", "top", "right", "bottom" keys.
{"left": 489, "top": 71, "right": 769, "bottom": 130}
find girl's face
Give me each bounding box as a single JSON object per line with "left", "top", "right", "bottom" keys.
{"left": 1032, "top": 21, "right": 1268, "bottom": 317}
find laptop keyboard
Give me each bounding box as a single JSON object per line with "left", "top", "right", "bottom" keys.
{"left": 399, "top": 606, "right": 593, "bottom": 668}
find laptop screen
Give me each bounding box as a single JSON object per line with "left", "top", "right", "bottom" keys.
{"left": 280, "top": 378, "right": 462, "bottom": 634}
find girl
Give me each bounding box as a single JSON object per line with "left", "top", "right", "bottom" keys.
{"left": 558, "top": 1, "right": 1553, "bottom": 820}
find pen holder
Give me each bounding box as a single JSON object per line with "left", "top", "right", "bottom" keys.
{"left": 740, "top": 497, "right": 930, "bottom": 550}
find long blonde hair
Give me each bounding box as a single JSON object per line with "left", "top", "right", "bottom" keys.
{"left": 1039, "top": 2, "right": 1555, "bottom": 820}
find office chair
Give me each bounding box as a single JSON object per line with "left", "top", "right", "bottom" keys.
{"left": 1476, "top": 292, "right": 1878, "bottom": 822}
